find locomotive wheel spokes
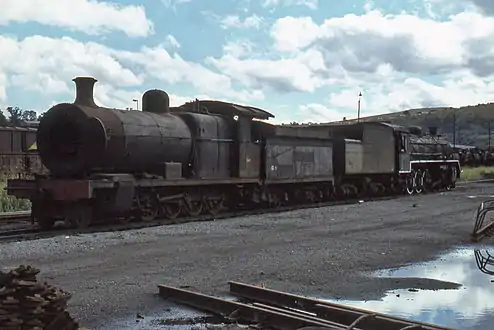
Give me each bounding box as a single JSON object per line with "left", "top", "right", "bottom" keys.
{"left": 162, "top": 201, "right": 182, "bottom": 220}
{"left": 414, "top": 170, "right": 424, "bottom": 194}
{"left": 447, "top": 166, "right": 458, "bottom": 190}
{"left": 140, "top": 194, "right": 159, "bottom": 222}
{"left": 206, "top": 194, "right": 225, "bottom": 215}
{"left": 406, "top": 173, "right": 415, "bottom": 195}
{"left": 184, "top": 198, "right": 203, "bottom": 216}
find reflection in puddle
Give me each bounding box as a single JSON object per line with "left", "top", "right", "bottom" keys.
{"left": 92, "top": 247, "right": 494, "bottom": 329}
{"left": 324, "top": 246, "right": 494, "bottom": 330}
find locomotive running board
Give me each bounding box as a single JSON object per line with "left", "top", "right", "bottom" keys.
{"left": 472, "top": 199, "right": 494, "bottom": 242}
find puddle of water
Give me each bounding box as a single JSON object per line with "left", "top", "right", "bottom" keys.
{"left": 88, "top": 247, "right": 494, "bottom": 329}
{"left": 322, "top": 245, "right": 494, "bottom": 330}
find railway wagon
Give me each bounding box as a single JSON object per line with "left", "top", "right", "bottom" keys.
{"left": 6, "top": 77, "right": 336, "bottom": 229}
{"left": 0, "top": 126, "right": 44, "bottom": 176}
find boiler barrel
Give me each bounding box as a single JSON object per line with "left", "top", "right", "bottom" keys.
{"left": 37, "top": 103, "right": 193, "bottom": 177}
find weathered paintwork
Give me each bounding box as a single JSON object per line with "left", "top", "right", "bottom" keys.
{"left": 264, "top": 137, "right": 334, "bottom": 182}
{"left": 37, "top": 78, "right": 193, "bottom": 177}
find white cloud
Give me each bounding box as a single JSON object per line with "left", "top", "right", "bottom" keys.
{"left": 270, "top": 17, "right": 320, "bottom": 52}
{"left": 160, "top": 0, "right": 193, "bottom": 8}
{"left": 206, "top": 8, "right": 494, "bottom": 122}
{"left": 206, "top": 47, "right": 327, "bottom": 93}
{"left": 0, "top": 34, "right": 264, "bottom": 113}
{"left": 269, "top": 10, "right": 494, "bottom": 75}
{"left": 92, "top": 84, "right": 210, "bottom": 110}
{"left": 298, "top": 103, "right": 344, "bottom": 123}
{"left": 220, "top": 14, "right": 264, "bottom": 29}
{"left": 165, "top": 35, "right": 181, "bottom": 48}
{"left": 0, "top": 0, "right": 153, "bottom": 37}
{"left": 263, "top": 0, "right": 318, "bottom": 10}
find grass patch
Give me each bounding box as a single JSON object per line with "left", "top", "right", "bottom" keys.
{"left": 0, "top": 172, "right": 31, "bottom": 212}
{"left": 460, "top": 166, "right": 494, "bottom": 182}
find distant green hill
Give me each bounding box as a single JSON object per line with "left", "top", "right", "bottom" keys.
{"left": 324, "top": 103, "right": 494, "bottom": 149}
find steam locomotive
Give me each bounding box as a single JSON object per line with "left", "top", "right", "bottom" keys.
{"left": 6, "top": 77, "right": 461, "bottom": 229}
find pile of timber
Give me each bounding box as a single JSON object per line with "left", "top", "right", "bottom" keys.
{"left": 0, "top": 265, "right": 80, "bottom": 330}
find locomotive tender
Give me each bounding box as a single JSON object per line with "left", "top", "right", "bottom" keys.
{"left": 6, "top": 77, "right": 461, "bottom": 229}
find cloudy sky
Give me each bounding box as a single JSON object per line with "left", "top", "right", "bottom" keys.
{"left": 1, "top": 0, "right": 494, "bottom": 124}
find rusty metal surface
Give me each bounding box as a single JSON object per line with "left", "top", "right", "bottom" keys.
{"left": 474, "top": 249, "right": 494, "bottom": 275}
{"left": 142, "top": 89, "right": 170, "bottom": 114}
{"left": 180, "top": 113, "right": 233, "bottom": 179}
{"left": 235, "top": 117, "right": 260, "bottom": 179}
{"left": 265, "top": 137, "right": 333, "bottom": 181}
{"left": 472, "top": 199, "right": 494, "bottom": 241}
{"left": 239, "top": 142, "right": 261, "bottom": 178}
{"left": 38, "top": 179, "right": 95, "bottom": 201}
{"left": 361, "top": 124, "right": 395, "bottom": 174}
{"left": 228, "top": 282, "right": 452, "bottom": 330}
{"left": 333, "top": 139, "right": 364, "bottom": 176}
{"left": 37, "top": 78, "right": 193, "bottom": 177}
{"left": 157, "top": 284, "right": 342, "bottom": 330}
{"left": 114, "top": 109, "right": 192, "bottom": 174}
{"left": 157, "top": 282, "right": 450, "bottom": 330}
{"left": 176, "top": 99, "right": 274, "bottom": 120}
{"left": 328, "top": 122, "right": 396, "bottom": 175}
{"left": 252, "top": 120, "right": 330, "bottom": 139}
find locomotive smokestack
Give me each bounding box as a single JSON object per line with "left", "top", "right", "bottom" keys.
{"left": 73, "top": 76, "right": 97, "bottom": 107}
{"left": 429, "top": 126, "right": 438, "bottom": 136}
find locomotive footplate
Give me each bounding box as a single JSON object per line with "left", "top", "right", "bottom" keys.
{"left": 6, "top": 177, "right": 115, "bottom": 201}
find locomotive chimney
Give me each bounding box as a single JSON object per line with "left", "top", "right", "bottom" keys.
{"left": 73, "top": 76, "right": 98, "bottom": 107}
{"left": 429, "top": 126, "right": 438, "bottom": 136}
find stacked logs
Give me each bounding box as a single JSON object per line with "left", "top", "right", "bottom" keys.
{"left": 0, "top": 265, "right": 80, "bottom": 330}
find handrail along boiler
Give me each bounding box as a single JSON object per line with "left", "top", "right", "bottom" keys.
{"left": 5, "top": 77, "right": 461, "bottom": 229}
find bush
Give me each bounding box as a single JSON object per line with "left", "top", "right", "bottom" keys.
{"left": 0, "top": 172, "right": 31, "bottom": 212}
{"left": 460, "top": 166, "right": 494, "bottom": 182}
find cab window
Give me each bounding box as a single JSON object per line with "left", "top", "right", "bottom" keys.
{"left": 400, "top": 134, "right": 407, "bottom": 152}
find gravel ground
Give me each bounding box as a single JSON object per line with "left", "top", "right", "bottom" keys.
{"left": 0, "top": 182, "right": 493, "bottom": 329}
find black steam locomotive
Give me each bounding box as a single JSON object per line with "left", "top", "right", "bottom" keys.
{"left": 6, "top": 77, "right": 461, "bottom": 229}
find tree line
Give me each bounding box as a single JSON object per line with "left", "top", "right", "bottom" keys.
{"left": 0, "top": 107, "right": 43, "bottom": 126}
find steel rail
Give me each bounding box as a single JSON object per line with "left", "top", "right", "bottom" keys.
{"left": 0, "top": 210, "right": 31, "bottom": 221}
{"left": 157, "top": 284, "right": 344, "bottom": 330}
{"left": 157, "top": 282, "right": 451, "bottom": 330}
{"left": 228, "top": 282, "right": 452, "bottom": 330}
{"left": 472, "top": 199, "right": 494, "bottom": 242}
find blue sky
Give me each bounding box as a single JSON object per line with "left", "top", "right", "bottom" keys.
{"left": 1, "top": 0, "right": 494, "bottom": 123}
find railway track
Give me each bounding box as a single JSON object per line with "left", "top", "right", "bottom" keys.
{"left": 0, "top": 210, "right": 31, "bottom": 222}
{"left": 0, "top": 181, "right": 486, "bottom": 242}
{"left": 0, "top": 179, "right": 491, "bottom": 244}
{"left": 157, "top": 281, "right": 452, "bottom": 330}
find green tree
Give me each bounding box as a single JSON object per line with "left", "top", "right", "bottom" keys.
{"left": 0, "top": 110, "right": 8, "bottom": 126}
{"left": 5, "top": 107, "right": 38, "bottom": 126}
